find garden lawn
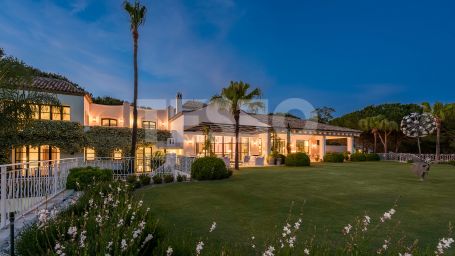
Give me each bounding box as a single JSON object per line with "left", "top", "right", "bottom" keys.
{"left": 135, "top": 162, "right": 455, "bottom": 250}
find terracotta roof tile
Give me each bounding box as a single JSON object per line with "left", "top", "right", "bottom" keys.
{"left": 251, "top": 114, "right": 361, "bottom": 134}
{"left": 25, "top": 77, "right": 87, "bottom": 96}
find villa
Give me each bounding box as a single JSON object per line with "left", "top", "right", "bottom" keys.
{"left": 10, "top": 77, "right": 361, "bottom": 167}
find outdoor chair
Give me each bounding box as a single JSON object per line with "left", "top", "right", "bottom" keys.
{"left": 255, "top": 157, "right": 264, "bottom": 166}
{"left": 243, "top": 155, "right": 251, "bottom": 166}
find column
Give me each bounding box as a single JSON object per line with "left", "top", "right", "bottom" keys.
{"left": 319, "top": 135, "right": 326, "bottom": 159}
{"left": 266, "top": 129, "right": 272, "bottom": 156}
{"left": 347, "top": 136, "right": 354, "bottom": 153}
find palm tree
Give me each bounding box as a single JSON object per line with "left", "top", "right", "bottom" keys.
{"left": 422, "top": 102, "right": 454, "bottom": 161}
{"left": 376, "top": 116, "right": 398, "bottom": 153}
{"left": 358, "top": 116, "right": 380, "bottom": 153}
{"left": 211, "top": 81, "right": 263, "bottom": 170}
{"left": 124, "top": 1, "right": 147, "bottom": 164}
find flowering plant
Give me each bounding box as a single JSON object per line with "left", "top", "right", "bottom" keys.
{"left": 16, "top": 181, "right": 159, "bottom": 256}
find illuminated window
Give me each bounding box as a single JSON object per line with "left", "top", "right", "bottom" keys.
{"left": 142, "top": 121, "right": 156, "bottom": 129}
{"left": 32, "top": 105, "right": 40, "bottom": 119}
{"left": 40, "top": 105, "right": 51, "bottom": 120}
{"left": 113, "top": 149, "right": 122, "bottom": 160}
{"left": 62, "top": 106, "right": 71, "bottom": 121}
{"left": 31, "top": 105, "right": 71, "bottom": 121}
{"left": 52, "top": 106, "right": 61, "bottom": 120}
{"left": 85, "top": 148, "right": 95, "bottom": 160}
{"left": 101, "top": 118, "right": 118, "bottom": 127}
{"left": 13, "top": 145, "right": 60, "bottom": 175}
{"left": 296, "top": 140, "right": 310, "bottom": 154}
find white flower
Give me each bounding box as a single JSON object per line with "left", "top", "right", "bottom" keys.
{"left": 435, "top": 237, "right": 454, "bottom": 255}
{"left": 79, "top": 230, "right": 87, "bottom": 248}
{"left": 196, "top": 241, "right": 204, "bottom": 255}
{"left": 209, "top": 222, "right": 217, "bottom": 232}
{"left": 343, "top": 224, "right": 352, "bottom": 235}
{"left": 106, "top": 241, "right": 113, "bottom": 250}
{"left": 166, "top": 246, "right": 173, "bottom": 256}
{"left": 141, "top": 234, "right": 154, "bottom": 248}
{"left": 117, "top": 218, "right": 124, "bottom": 227}
{"left": 304, "top": 248, "right": 310, "bottom": 255}
{"left": 288, "top": 236, "right": 296, "bottom": 248}
{"left": 380, "top": 209, "right": 396, "bottom": 223}
{"left": 263, "top": 245, "right": 275, "bottom": 256}
{"left": 67, "top": 226, "right": 77, "bottom": 239}
{"left": 96, "top": 214, "right": 103, "bottom": 224}
{"left": 398, "top": 253, "right": 412, "bottom": 256}
{"left": 294, "top": 218, "right": 302, "bottom": 230}
{"left": 138, "top": 200, "right": 143, "bottom": 207}
{"left": 121, "top": 239, "right": 127, "bottom": 251}
{"left": 55, "top": 242, "right": 65, "bottom": 256}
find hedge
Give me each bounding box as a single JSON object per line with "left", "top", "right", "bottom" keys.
{"left": 66, "top": 166, "right": 113, "bottom": 190}
{"left": 350, "top": 152, "right": 367, "bottom": 162}
{"left": 285, "top": 153, "right": 310, "bottom": 166}
{"left": 365, "top": 153, "right": 380, "bottom": 161}
{"left": 324, "top": 152, "right": 344, "bottom": 163}
{"left": 191, "top": 157, "right": 231, "bottom": 180}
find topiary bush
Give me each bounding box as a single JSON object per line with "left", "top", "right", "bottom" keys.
{"left": 285, "top": 153, "right": 310, "bottom": 166}
{"left": 365, "top": 153, "right": 380, "bottom": 161}
{"left": 66, "top": 166, "right": 113, "bottom": 191}
{"left": 126, "top": 174, "right": 141, "bottom": 189}
{"left": 191, "top": 156, "right": 230, "bottom": 180}
{"left": 350, "top": 152, "right": 367, "bottom": 162}
{"left": 152, "top": 175, "right": 163, "bottom": 184}
{"left": 324, "top": 152, "right": 344, "bottom": 163}
{"left": 177, "top": 174, "right": 187, "bottom": 182}
{"left": 163, "top": 174, "right": 174, "bottom": 183}
{"left": 139, "top": 174, "right": 151, "bottom": 186}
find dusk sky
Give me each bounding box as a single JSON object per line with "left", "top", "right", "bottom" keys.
{"left": 1, "top": 0, "right": 454, "bottom": 116}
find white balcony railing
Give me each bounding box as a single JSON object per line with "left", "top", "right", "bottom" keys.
{"left": 0, "top": 155, "right": 195, "bottom": 229}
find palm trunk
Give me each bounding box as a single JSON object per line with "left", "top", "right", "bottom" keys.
{"left": 373, "top": 133, "right": 377, "bottom": 153}
{"left": 234, "top": 111, "right": 240, "bottom": 170}
{"left": 286, "top": 123, "right": 291, "bottom": 154}
{"left": 436, "top": 121, "right": 441, "bottom": 161}
{"left": 130, "top": 31, "right": 139, "bottom": 172}
{"left": 384, "top": 132, "right": 389, "bottom": 153}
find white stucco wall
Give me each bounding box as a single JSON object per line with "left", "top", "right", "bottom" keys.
{"left": 55, "top": 94, "right": 85, "bottom": 124}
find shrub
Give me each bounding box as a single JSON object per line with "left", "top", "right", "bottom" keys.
{"left": 343, "top": 151, "right": 351, "bottom": 161}
{"left": 126, "top": 174, "right": 141, "bottom": 189}
{"left": 324, "top": 152, "right": 344, "bottom": 163}
{"left": 163, "top": 174, "right": 174, "bottom": 183}
{"left": 285, "top": 153, "right": 310, "bottom": 166}
{"left": 191, "top": 156, "right": 230, "bottom": 180}
{"left": 66, "top": 166, "right": 113, "bottom": 190}
{"left": 152, "top": 175, "right": 163, "bottom": 184}
{"left": 16, "top": 181, "right": 159, "bottom": 255}
{"left": 139, "top": 174, "right": 151, "bottom": 186}
{"left": 350, "top": 153, "right": 367, "bottom": 162}
{"left": 365, "top": 153, "right": 380, "bottom": 161}
{"left": 448, "top": 160, "right": 455, "bottom": 166}
{"left": 177, "top": 175, "right": 187, "bottom": 182}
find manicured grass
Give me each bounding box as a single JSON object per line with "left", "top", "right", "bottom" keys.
{"left": 135, "top": 162, "right": 455, "bottom": 250}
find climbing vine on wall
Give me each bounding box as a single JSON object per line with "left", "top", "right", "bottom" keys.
{"left": 1, "top": 120, "right": 86, "bottom": 154}
{"left": 85, "top": 126, "right": 172, "bottom": 157}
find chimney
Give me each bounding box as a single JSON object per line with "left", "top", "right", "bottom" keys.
{"left": 176, "top": 92, "right": 182, "bottom": 114}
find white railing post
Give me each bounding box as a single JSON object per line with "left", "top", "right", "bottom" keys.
{"left": 53, "top": 161, "right": 59, "bottom": 195}
{"left": 1, "top": 166, "right": 7, "bottom": 228}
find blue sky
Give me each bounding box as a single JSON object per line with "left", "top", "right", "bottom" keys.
{"left": 1, "top": 0, "right": 454, "bottom": 116}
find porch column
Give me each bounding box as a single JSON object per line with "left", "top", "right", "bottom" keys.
{"left": 347, "top": 136, "right": 354, "bottom": 153}
{"left": 319, "top": 135, "right": 326, "bottom": 159}
{"left": 266, "top": 129, "right": 272, "bottom": 156}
